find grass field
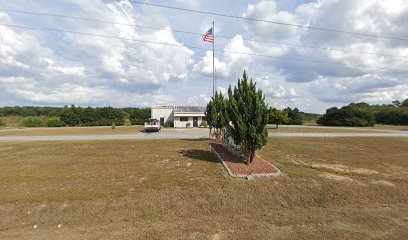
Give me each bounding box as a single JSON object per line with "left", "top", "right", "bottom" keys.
{"left": 369, "top": 124, "right": 408, "bottom": 131}
{"left": 0, "top": 126, "right": 144, "bottom": 136}
{"left": 1, "top": 137, "right": 407, "bottom": 239}
{"left": 267, "top": 126, "right": 380, "bottom": 133}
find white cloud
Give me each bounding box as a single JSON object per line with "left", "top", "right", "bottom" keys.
{"left": 242, "top": 0, "right": 302, "bottom": 41}
{"left": 0, "top": 0, "right": 194, "bottom": 106}
{"left": 1, "top": 0, "right": 408, "bottom": 113}
{"left": 193, "top": 35, "right": 252, "bottom": 79}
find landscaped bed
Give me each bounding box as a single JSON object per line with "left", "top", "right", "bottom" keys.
{"left": 208, "top": 140, "right": 280, "bottom": 179}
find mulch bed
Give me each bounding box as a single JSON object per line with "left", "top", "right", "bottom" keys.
{"left": 208, "top": 140, "right": 280, "bottom": 179}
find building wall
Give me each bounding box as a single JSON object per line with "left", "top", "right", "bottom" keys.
{"left": 151, "top": 107, "right": 174, "bottom": 125}
{"left": 174, "top": 116, "right": 205, "bottom": 128}
{"left": 151, "top": 106, "right": 206, "bottom": 128}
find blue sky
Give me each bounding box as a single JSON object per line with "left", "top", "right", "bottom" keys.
{"left": 0, "top": 0, "right": 407, "bottom": 113}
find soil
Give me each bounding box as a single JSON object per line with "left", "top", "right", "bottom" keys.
{"left": 209, "top": 140, "right": 279, "bottom": 176}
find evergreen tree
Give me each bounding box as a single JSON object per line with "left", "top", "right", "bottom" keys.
{"left": 213, "top": 91, "right": 226, "bottom": 138}
{"left": 205, "top": 100, "right": 214, "bottom": 136}
{"left": 224, "top": 71, "right": 269, "bottom": 164}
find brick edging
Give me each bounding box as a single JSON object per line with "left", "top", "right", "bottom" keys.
{"left": 206, "top": 140, "right": 281, "bottom": 180}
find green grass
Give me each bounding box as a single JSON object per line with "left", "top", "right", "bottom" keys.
{"left": 0, "top": 138, "right": 407, "bottom": 239}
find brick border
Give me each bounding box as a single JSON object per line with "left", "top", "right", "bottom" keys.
{"left": 206, "top": 140, "right": 281, "bottom": 180}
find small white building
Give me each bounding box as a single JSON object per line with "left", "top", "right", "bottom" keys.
{"left": 151, "top": 105, "right": 206, "bottom": 128}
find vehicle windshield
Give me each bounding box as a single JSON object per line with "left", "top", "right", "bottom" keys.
{"left": 146, "top": 119, "right": 159, "bottom": 125}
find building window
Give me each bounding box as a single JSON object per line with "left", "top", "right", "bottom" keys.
{"left": 180, "top": 117, "right": 188, "bottom": 122}
{"left": 202, "top": 117, "right": 207, "bottom": 121}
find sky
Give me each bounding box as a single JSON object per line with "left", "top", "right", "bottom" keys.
{"left": 0, "top": 0, "right": 407, "bottom": 113}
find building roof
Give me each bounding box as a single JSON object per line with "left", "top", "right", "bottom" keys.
{"left": 151, "top": 105, "right": 175, "bottom": 109}
{"left": 152, "top": 105, "right": 205, "bottom": 113}
{"left": 174, "top": 105, "right": 205, "bottom": 113}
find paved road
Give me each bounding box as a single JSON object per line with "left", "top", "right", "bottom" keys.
{"left": 0, "top": 128, "right": 408, "bottom": 142}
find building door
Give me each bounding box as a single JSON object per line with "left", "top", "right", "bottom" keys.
{"left": 160, "top": 117, "right": 164, "bottom": 127}
{"left": 193, "top": 117, "right": 198, "bottom": 127}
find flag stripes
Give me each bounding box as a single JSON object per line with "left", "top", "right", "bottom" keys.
{"left": 202, "top": 27, "right": 214, "bottom": 43}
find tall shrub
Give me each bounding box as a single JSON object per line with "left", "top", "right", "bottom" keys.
{"left": 224, "top": 71, "right": 269, "bottom": 164}
{"left": 46, "top": 117, "right": 63, "bottom": 127}
{"left": 21, "top": 117, "right": 45, "bottom": 127}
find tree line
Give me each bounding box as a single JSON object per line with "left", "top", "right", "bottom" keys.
{"left": 317, "top": 99, "right": 408, "bottom": 127}
{"left": 0, "top": 105, "right": 150, "bottom": 127}
{"left": 267, "top": 107, "right": 319, "bottom": 128}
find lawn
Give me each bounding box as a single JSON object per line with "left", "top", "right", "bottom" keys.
{"left": 0, "top": 138, "right": 407, "bottom": 239}
{"left": 0, "top": 125, "right": 144, "bottom": 136}
{"left": 368, "top": 124, "right": 408, "bottom": 131}
{"left": 267, "top": 126, "right": 380, "bottom": 134}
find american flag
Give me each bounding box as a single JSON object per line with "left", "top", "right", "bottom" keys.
{"left": 202, "top": 27, "right": 214, "bottom": 43}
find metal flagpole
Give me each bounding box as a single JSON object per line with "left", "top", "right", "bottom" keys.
{"left": 212, "top": 21, "right": 215, "bottom": 99}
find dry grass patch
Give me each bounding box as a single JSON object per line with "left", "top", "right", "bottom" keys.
{"left": 268, "top": 126, "right": 380, "bottom": 134}
{"left": 0, "top": 137, "right": 407, "bottom": 239}
{"left": 0, "top": 125, "right": 144, "bottom": 136}
{"left": 368, "top": 124, "right": 408, "bottom": 131}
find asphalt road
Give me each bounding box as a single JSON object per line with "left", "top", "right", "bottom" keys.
{"left": 0, "top": 128, "right": 408, "bottom": 142}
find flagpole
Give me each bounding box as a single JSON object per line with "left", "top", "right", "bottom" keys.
{"left": 212, "top": 21, "right": 215, "bottom": 99}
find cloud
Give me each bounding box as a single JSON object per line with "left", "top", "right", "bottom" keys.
{"left": 192, "top": 51, "right": 229, "bottom": 78}
{"left": 242, "top": 0, "right": 302, "bottom": 41}
{"left": 0, "top": 0, "right": 194, "bottom": 106}
{"left": 193, "top": 35, "right": 252, "bottom": 79}
{"left": 1, "top": 0, "right": 408, "bottom": 113}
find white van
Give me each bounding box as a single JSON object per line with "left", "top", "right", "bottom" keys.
{"left": 144, "top": 118, "right": 161, "bottom": 132}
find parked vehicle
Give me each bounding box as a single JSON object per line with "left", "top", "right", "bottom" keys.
{"left": 144, "top": 118, "right": 161, "bottom": 132}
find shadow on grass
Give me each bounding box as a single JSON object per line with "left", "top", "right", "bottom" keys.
{"left": 179, "top": 149, "right": 218, "bottom": 163}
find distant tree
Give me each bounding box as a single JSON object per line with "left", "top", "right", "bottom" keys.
{"left": 129, "top": 108, "right": 151, "bottom": 125}
{"left": 21, "top": 117, "right": 45, "bottom": 127}
{"left": 375, "top": 106, "right": 408, "bottom": 125}
{"left": 60, "top": 105, "right": 81, "bottom": 126}
{"left": 224, "top": 71, "right": 269, "bottom": 164}
{"left": 402, "top": 99, "right": 408, "bottom": 108}
{"left": 97, "top": 107, "right": 125, "bottom": 126}
{"left": 46, "top": 117, "right": 63, "bottom": 127}
{"left": 284, "top": 107, "right": 303, "bottom": 125}
{"left": 269, "top": 108, "right": 289, "bottom": 128}
{"left": 317, "top": 103, "right": 375, "bottom": 127}
{"left": 81, "top": 107, "right": 98, "bottom": 126}
{"left": 0, "top": 106, "right": 148, "bottom": 127}
{"left": 392, "top": 100, "right": 401, "bottom": 107}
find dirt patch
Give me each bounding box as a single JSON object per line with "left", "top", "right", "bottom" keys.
{"left": 371, "top": 180, "right": 395, "bottom": 187}
{"left": 295, "top": 161, "right": 379, "bottom": 175}
{"left": 320, "top": 173, "right": 354, "bottom": 182}
{"left": 208, "top": 141, "right": 279, "bottom": 178}
{"left": 211, "top": 233, "right": 221, "bottom": 240}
